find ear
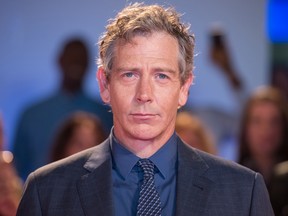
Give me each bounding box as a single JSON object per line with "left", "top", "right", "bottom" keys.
{"left": 178, "top": 73, "right": 193, "bottom": 107}
{"left": 96, "top": 67, "right": 110, "bottom": 104}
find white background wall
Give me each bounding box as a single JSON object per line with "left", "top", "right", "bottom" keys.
{"left": 0, "top": 0, "right": 269, "bottom": 150}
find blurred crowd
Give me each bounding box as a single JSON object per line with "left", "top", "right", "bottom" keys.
{"left": 0, "top": 115, "right": 22, "bottom": 216}
{"left": 0, "top": 36, "right": 287, "bottom": 215}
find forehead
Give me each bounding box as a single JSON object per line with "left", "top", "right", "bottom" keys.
{"left": 112, "top": 32, "right": 180, "bottom": 69}
{"left": 250, "top": 101, "right": 280, "bottom": 115}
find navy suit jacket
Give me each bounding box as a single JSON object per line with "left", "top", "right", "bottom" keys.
{"left": 16, "top": 136, "right": 274, "bottom": 215}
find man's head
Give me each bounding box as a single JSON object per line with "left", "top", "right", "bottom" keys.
{"left": 58, "top": 38, "right": 89, "bottom": 92}
{"left": 96, "top": 3, "right": 194, "bottom": 155}
{"left": 97, "top": 3, "right": 194, "bottom": 85}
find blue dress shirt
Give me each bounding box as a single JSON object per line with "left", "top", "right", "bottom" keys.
{"left": 110, "top": 132, "right": 177, "bottom": 216}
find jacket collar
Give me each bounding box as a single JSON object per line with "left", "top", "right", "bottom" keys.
{"left": 77, "top": 140, "right": 114, "bottom": 216}
{"left": 76, "top": 136, "right": 214, "bottom": 216}
{"left": 175, "top": 137, "right": 214, "bottom": 216}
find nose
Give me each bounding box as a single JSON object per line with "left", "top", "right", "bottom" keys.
{"left": 136, "top": 76, "right": 153, "bottom": 103}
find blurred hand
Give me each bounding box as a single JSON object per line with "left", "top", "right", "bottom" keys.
{"left": 210, "top": 42, "right": 243, "bottom": 91}
{"left": 209, "top": 28, "right": 243, "bottom": 91}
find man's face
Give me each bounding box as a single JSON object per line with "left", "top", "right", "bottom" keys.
{"left": 98, "top": 32, "right": 192, "bottom": 145}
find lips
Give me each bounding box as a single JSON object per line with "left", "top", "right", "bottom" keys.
{"left": 132, "top": 113, "right": 154, "bottom": 116}
{"left": 130, "top": 113, "right": 157, "bottom": 120}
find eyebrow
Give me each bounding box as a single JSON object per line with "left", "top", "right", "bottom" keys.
{"left": 115, "top": 67, "right": 140, "bottom": 73}
{"left": 154, "top": 67, "right": 177, "bottom": 74}
{"left": 115, "top": 67, "right": 178, "bottom": 75}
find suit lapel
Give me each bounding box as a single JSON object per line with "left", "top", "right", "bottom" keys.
{"left": 77, "top": 140, "right": 114, "bottom": 216}
{"left": 175, "top": 138, "right": 214, "bottom": 216}
{"left": 76, "top": 136, "right": 214, "bottom": 216}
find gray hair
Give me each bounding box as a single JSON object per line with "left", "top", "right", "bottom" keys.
{"left": 97, "top": 2, "right": 195, "bottom": 85}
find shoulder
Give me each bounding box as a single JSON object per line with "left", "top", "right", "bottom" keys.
{"left": 77, "top": 93, "right": 104, "bottom": 107}
{"left": 178, "top": 139, "right": 258, "bottom": 183}
{"left": 177, "top": 139, "right": 274, "bottom": 215}
{"left": 201, "top": 150, "right": 258, "bottom": 184}
{"left": 31, "top": 148, "right": 92, "bottom": 181}
{"left": 28, "top": 140, "right": 110, "bottom": 184}
{"left": 19, "top": 93, "right": 59, "bottom": 119}
{"left": 76, "top": 94, "right": 112, "bottom": 116}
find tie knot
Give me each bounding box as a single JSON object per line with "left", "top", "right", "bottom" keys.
{"left": 138, "top": 159, "right": 155, "bottom": 179}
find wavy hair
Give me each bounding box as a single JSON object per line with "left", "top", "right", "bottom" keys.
{"left": 97, "top": 2, "right": 195, "bottom": 85}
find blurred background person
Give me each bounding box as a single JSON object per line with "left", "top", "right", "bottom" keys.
{"left": 0, "top": 113, "right": 23, "bottom": 216}
{"left": 270, "top": 160, "right": 288, "bottom": 216}
{"left": 175, "top": 111, "right": 217, "bottom": 155}
{"left": 0, "top": 155, "right": 23, "bottom": 216}
{"left": 238, "top": 85, "right": 288, "bottom": 190}
{"left": 12, "top": 37, "right": 113, "bottom": 180}
{"left": 50, "top": 111, "right": 106, "bottom": 162}
{"left": 184, "top": 25, "right": 245, "bottom": 161}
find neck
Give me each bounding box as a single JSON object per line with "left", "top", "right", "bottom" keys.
{"left": 253, "top": 154, "right": 275, "bottom": 167}
{"left": 61, "top": 81, "right": 82, "bottom": 94}
{"left": 253, "top": 153, "right": 276, "bottom": 181}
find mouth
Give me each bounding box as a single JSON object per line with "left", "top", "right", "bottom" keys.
{"left": 130, "top": 113, "right": 157, "bottom": 120}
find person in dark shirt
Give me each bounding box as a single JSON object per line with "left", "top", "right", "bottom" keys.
{"left": 12, "top": 38, "right": 113, "bottom": 180}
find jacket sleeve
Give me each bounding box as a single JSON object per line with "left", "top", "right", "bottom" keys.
{"left": 16, "top": 172, "right": 42, "bottom": 216}
{"left": 250, "top": 173, "right": 274, "bottom": 216}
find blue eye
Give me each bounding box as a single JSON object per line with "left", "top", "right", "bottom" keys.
{"left": 157, "top": 73, "right": 168, "bottom": 79}
{"left": 123, "top": 72, "right": 134, "bottom": 78}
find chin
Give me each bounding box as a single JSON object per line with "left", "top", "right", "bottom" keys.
{"left": 130, "top": 125, "right": 160, "bottom": 140}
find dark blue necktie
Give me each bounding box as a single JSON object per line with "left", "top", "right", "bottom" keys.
{"left": 137, "top": 159, "right": 162, "bottom": 216}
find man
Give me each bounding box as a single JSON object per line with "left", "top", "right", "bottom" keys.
{"left": 16, "top": 3, "right": 274, "bottom": 216}
{"left": 13, "top": 38, "right": 113, "bottom": 180}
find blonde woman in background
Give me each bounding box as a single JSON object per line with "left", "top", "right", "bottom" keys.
{"left": 176, "top": 111, "right": 217, "bottom": 155}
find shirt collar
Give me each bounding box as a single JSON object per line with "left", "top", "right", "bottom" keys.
{"left": 110, "top": 129, "right": 177, "bottom": 180}
{"left": 110, "top": 131, "right": 139, "bottom": 180}
{"left": 149, "top": 133, "right": 177, "bottom": 179}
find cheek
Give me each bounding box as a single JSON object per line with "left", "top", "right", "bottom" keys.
{"left": 157, "top": 86, "right": 181, "bottom": 106}
{"left": 268, "top": 126, "right": 283, "bottom": 146}
{"left": 158, "top": 95, "right": 179, "bottom": 116}
{"left": 109, "top": 83, "right": 134, "bottom": 105}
